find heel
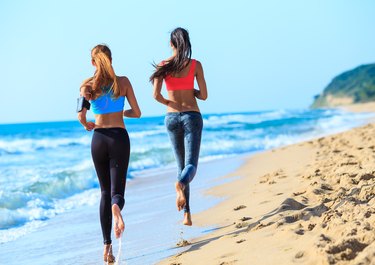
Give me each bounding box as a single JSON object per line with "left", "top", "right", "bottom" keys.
{"left": 103, "top": 244, "right": 115, "bottom": 263}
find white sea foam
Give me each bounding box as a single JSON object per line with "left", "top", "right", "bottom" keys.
{"left": 203, "top": 109, "right": 289, "bottom": 127}
{"left": 0, "top": 220, "right": 46, "bottom": 244}
{"left": 0, "top": 135, "right": 91, "bottom": 154}
{"left": 128, "top": 127, "right": 166, "bottom": 138}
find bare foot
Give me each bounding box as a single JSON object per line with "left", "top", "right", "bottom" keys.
{"left": 183, "top": 212, "right": 192, "bottom": 226}
{"left": 112, "top": 204, "right": 124, "bottom": 238}
{"left": 175, "top": 182, "right": 186, "bottom": 211}
{"left": 103, "top": 244, "right": 115, "bottom": 263}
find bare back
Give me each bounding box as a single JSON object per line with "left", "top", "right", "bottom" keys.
{"left": 91, "top": 77, "right": 126, "bottom": 128}
{"left": 80, "top": 76, "right": 141, "bottom": 130}
{"left": 153, "top": 58, "right": 207, "bottom": 113}
{"left": 166, "top": 89, "right": 199, "bottom": 112}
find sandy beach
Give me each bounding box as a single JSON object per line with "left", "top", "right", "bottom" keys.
{"left": 3, "top": 109, "right": 374, "bottom": 265}
{"left": 159, "top": 107, "right": 375, "bottom": 265}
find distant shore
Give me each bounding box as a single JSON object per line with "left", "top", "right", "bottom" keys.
{"left": 158, "top": 103, "right": 375, "bottom": 265}
{"left": 340, "top": 101, "right": 375, "bottom": 113}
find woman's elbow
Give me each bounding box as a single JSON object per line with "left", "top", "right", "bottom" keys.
{"left": 135, "top": 109, "right": 142, "bottom": 118}
{"left": 153, "top": 91, "right": 162, "bottom": 101}
{"left": 201, "top": 94, "right": 208, "bottom": 101}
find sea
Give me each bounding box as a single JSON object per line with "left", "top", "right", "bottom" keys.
{"left": 0, "top": 108, "right": 374, "bottom": 264}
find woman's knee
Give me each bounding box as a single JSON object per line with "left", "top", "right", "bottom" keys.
{"left": 180, "top": 164, "right": 197, "bottom": 185}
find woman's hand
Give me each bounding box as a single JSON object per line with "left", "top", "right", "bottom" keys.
{"left": 84, "top": 121, "right": 96, "bottom": 131}
{"left": 194, "top": 89, "right": 200, "bottom": 98}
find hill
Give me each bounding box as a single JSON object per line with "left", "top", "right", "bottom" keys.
{"left": 312, "top": 63, "right": 375, "bottom": 108}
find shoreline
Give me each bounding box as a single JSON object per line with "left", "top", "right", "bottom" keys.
{"left": 158, "top": 105, "right": 375, "bottom": 265}
{"left": 0, "top": 156, "right": 244, "bottom": 265}
{"left": 1, "top": 106, "right": 375, "bottom": 264}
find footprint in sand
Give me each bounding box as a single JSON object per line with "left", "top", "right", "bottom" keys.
{"left": 235, "top": 222, "right": 249, "bottom": 229}
{"left": 294, "top": 228, "right": 305, "bottom": 235}
{"left": 233, "top": 205, "right": 247, "bottom": 211}
{"left": 293, "top": 191, "right": 306, "bottom": 196}
{"left": 326, "top": 238, "right": 368, "bottom": 262}
{"left": 268, "top": 180, "right": 277, "bottom": 184}
{"left": 307, "top": 223, "right": 316, "bottom": 231}
{"left": 294, "top": 251, "right": 304, "bottom": 259}
{"left": 219, "top": 260, "right": 238, "bottom": 265}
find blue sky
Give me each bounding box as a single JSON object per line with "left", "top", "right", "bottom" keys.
{"left": 0, "top": 0, "right": 374, "bottom": 124}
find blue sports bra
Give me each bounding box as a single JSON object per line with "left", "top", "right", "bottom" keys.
{"left": 90, "top": 88, "right": 125, "bottom": 115}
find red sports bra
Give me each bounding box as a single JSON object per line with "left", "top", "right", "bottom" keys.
{"left": 164, "top": 59, "right": 196, "bottom": 91}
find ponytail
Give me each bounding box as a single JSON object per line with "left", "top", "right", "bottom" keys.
{"left": 91, "top": 44, "right": 120, "bottom": 99}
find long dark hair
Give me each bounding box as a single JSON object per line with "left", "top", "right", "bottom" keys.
{"left": 150, "top": 27, "right": 192, "bottom": 81}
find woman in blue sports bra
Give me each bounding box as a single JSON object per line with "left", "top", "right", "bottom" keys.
{"left": 77, "top": 44, "right": 141, "bottom": 263}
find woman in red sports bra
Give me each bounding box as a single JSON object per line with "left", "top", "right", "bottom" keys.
{"left": 150, "top": 27, "right": 208, "bottom": 226}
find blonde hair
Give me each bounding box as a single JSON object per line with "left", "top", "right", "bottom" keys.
{"left": 86, "top": 44, "right": 120, "bottom": 99}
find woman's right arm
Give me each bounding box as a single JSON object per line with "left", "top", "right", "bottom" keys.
{"left": 153, "top": 77, "right": 169, "bottom": 106}
{"left": 122, "top": 77, "right": 142, "bottom": 118}
{"left": 77, "top": 85, "right": 95, "bottom": 131}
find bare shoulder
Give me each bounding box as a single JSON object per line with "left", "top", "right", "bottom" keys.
{"left": 118, "top": 76, "right": 130, "bottom": 84}
{"left": 117, "top": 76, "right": 132, "bottom": 95}
{"left": 194, "top": 60, "right": 204, "bottom": 74}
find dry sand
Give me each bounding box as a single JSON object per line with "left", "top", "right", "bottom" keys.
{"left": 339, "top": 102, "right": 375, "bottom": 113}
{"left": 158, "top": 107, "right": 375, "bottom": 265}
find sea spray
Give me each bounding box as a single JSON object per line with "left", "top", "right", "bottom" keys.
{"left": 114, "top": 234, "right": 123, "bottom": 265}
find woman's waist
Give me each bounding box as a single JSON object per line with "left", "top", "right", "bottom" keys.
{"left": 94, "top": 112, "right": 125, "bottom": 129}
{"left": 166, "top": 110, "right": 201, "bottom": 116}
{"left": 166, "top": 96, "right": 199, "bottom": 112}
{"left": 166, "top": 104, "right": 200, "bottom": 114}
{"left": 166, "top": 100, "right": 201, "bottom": 114}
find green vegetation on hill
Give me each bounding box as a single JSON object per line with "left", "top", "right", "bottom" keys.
{"left": 312, "top": 63, "right": 375, "bottom": 108}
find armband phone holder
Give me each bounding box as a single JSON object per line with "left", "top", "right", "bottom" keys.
{"left": 76, "top": 96, "right": 91, "bottom": 112}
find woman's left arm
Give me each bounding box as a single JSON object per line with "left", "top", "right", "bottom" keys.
{"left": 122, "top": 77, "right": 142, "bottom": 118}
{"left": 194, "top": 61, "right": 208, "bottom": 100}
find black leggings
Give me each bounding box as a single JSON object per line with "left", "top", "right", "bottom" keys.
{"left": 91, "top": 127, "right": 130, "bottom": 245}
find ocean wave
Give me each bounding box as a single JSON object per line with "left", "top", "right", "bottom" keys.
{"left": 316, "top": 111, "right": 375, "bottom": 132}
{"left": 128, "top": 127, "right": 166, "bottom": 138}
{"left": 24, "top": 170, "right": 98, "bottom": 200}
{"left": 0, "top": 136, "right": 91, "bottom": 154}
{"left": 0, "top": 220, "right": 46, "bottom": 244}
{"left": 0, "top": 189, "right": 99, "bottom": 243}
{"left": 1, "top": 108, "right": 374, "bottom": 241}
{"left": 203, "top": 110, "right": 290, "bottom": 127}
